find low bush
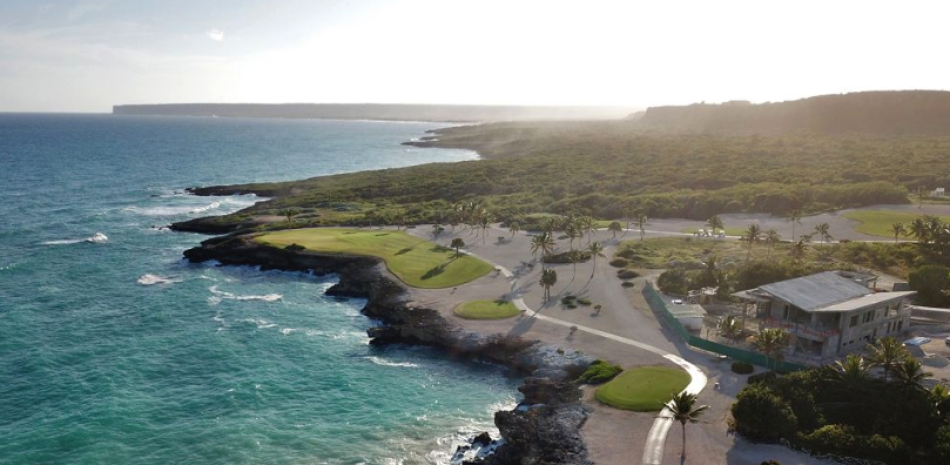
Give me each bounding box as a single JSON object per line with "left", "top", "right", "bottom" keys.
{"left": 617, "top": 269, "right": 640, "bottom": 279}
{"left": 578, "top": 359, "right": 623, "bottom": 384}
{"left": 731, "top": 362, "right": 755, "bottom": 374}
{"left": 544, "top": 251, "right": 592, "bottom": 263}
{"left": 567, "top": 303, "right": 578, "bottom": 309}
{"left": 731, "top": 385, "right": 798, "bottom": 442}
{"left": 798, "top": 425, "right": 908, "bottom": 463}
{"left": 561, "top": 295, "right": 576, "bottom": 304}
{"left": 285, "top": 243, "right": 306, "bottom": 251}
{"left": 609, "top": 258, "right": 630, "bottom": 268}
{"left": 657, "top": 269, "right": 688, "bottom": 295}
{"left": 577, "top": 298, "right": 592, "bottom": 306}
{"left": 621, "top": 281, "right": 636, "bottom": 288}
{"left": 748, "top": 371, "right": 778, "bottom": 385}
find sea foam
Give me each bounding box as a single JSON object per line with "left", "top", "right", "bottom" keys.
{"left": 137, "top": 274, "right": 182, "bottom": 286}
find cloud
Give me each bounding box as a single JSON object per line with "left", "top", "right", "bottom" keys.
{"left": 206, "top": 29, "right": 224, "bottom": 42}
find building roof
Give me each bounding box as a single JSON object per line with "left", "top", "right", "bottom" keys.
{"left": 813, "top": 290, "right": 917, "bottom": 313}
{"left": 757, "top": 271, "right": 872, "bottom": 312}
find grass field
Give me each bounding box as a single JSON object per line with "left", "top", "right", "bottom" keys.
{"left": 595, "top": 366, "right": 691, "bottom": 411}
{"left": 616, "top": 236, "right": 780, "bottom": 269}
{"left": 843, "top": 210, "right": 950, "bottom": 238}
{"left": 453, "top": 300, "right": 520, "bottom": 319}
{"left": 255, "top": 228, "right": 493, "bottom": 289}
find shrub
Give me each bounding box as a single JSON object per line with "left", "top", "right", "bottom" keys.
{"left": 657, "top": 269, "right": 688, "bottom": 295}
{"left": 567, "top": 303, "right": 578, "bottom": 309}
{"left": 577, "top": 298, "right": 592, "bottom": 306}
{"left": 578, "top": 359, "right": 623, "bottom": 384}
{"left": 617, "top": 269, "right": 640, "bottom": 279}
{"left": 544, "top": 251, "right": 592, "bottom": 263}
{"left": 561, "top": 295, "right": 576, "bottom": 304}
{"left": 609, "top": 258, "right": 630, "bottom": 268}
{"left": 747, "top": 371, "right": 778, "bottom": 385}
{"left": 798, "top": 425, "right": 907, "bottom": 463}
{"left": 285, "top": 243, "right": 306, "bottom": 251}
{"left": 621, "top": 281, "right": 636, "bottom": 288}
{"left": 616, "top": 248, "right": 639, "bottom": 260}
{"left": 908, "top": 264, "right": 950, "bottom": 307}
{"left": 731, "top": 385, "right": 798, "bottom": 442}
{"left": 760, "top": 461, "right": 781, "bottom": 465}
{"left": 731, "top": 362, "right": 754, "bottom": 374}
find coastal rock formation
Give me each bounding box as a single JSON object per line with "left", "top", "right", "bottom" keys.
{"left": 183, "top": 235, "right": 595, "bottom": 465}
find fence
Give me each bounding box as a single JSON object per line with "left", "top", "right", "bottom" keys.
{"left": 642, "top": 282, "right": 807, "bottom": 373}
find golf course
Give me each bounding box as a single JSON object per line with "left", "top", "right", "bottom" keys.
{"left": 254, "top": 228, "right": 494, "bottom": 288}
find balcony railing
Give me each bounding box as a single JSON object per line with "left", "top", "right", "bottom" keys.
{"left": 763, "top": 318, "right": 840, "bottom": 339}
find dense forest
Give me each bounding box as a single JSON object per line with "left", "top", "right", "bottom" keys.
{"left": 181, "top": 122, "right": 950, "bottom": 231}
{"left": 637, "top": 91, "right": 950, "bottom": 135}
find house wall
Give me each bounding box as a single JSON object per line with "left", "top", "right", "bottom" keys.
{"left": 835, "top": 297, "right": 911, "bottom": 354}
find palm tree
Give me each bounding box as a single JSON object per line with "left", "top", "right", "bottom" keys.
{"left": 889, "top": 222, "right": 907, "bottom": 243}
{"left": 789, "top": 239, "right": 806, "bottom": 262}
{"left": 764, "top": 229, "right": 781, "bottom": 259}
{"left": 867, "top": 336, "right": 909, "bottom": 383}
{"left": 910, "top": 217, "right": 930, "bottom": 244}
{"left": 566, "top": 220, "right": 581, "bottom": 251}
{"left": 278, "top": 208, "right": 300, "bottom": 222}
{"left": 450, "top": 238, "right": 465, "bottom": 258}
{"left": 752, "top": 328, "right": 789, "bottom": 371}
{"left": 814, "top": 222, "right": 833, "bottom": 245}
{"left": 742, "top": 224, "right": 762, "bottom": 262}
{"left": 582, "top": 216, "right": 597, "bottom": 244}
{"left": 834, "top": 354, "right": 870, "bottom": 387}
{"left": 569, "top": 249, "right": 582, "bottom": 282}
{"left": 531, "top": 231, "right": 556, "bottom": 269}
{"left": 608, "top": 221, "right": 623, "bottom": 238}
{"left": 480, "top": 215, "right": 491, "bottom": 244}
{"left": 587, "top": 242, "right": 605, "bottom": 279}
{"left": 540, "top": 269, "right": 558, "bottom": 302}
{"left": 508, "top": 222, "right": 520, "bottom": 238}
{"left": 635, "top": 214, "right": 648, "bottom": 241}
{"left": 707, "top": 215, "right": 724, "bottom": 235}
{"left": 787, "top": 209, "right": 803, "bottom": 241}
{"left": 892, "top": 358, "right": 932, "bottom": 390}
{"left": 718, "top": 315, "right": 743, "bottom": 343}
{"left": 664, "top": 392, "right": 709, "bottom": 459}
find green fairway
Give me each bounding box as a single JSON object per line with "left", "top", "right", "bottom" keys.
{"left": 843, "top": 210, "right": 950, "bottom": 238}
{"left": 453, "top": 300, "right": 520, "bottom": 319}
{"left": 255, "top": 228, "right": 493, "bottom": 289}
{"left": 595, "top": 366, "right": 690, "bottom": 411}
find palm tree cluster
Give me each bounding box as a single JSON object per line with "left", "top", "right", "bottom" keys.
{"left": 907, "top": 215, "right": 950, "bottom": 245}
{"left": 751, "top": 328, "right": 790, "bottom": 370}
{"left": 452, "top": 200, "right": 493, "bottom": 243}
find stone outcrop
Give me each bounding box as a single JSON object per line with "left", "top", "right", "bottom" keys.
{"left": 183, "top": 235, "right": 594, "bottom": 465}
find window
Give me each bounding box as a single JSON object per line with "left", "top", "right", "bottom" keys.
{"left": 850, "top": 315, "right": 858, "bottom": 327}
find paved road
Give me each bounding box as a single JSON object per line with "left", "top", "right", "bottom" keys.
{"left": 464, "top": 248, "right": 708, "bottom": 465}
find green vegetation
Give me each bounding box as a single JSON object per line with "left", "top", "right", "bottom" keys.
{"left": 255, "top": 228, "right": 492, "bottom": 288}
{"left": 844, "top": 210, "right": 950, "bottom": 238}
{"left": 578, "top": 360, "right": 623, "bottom": 384}
{"left": 595, "top": 366, "right": 691, "bottom": 411}
{"left": 731, "top": 362, "right": 755, "bottom": 374}
{"left": 184, "top": 123, "right": 950, "bottom": 232}
{"left": 617, "top": 269, "right": 640, "bottom": 279}
{"left": 453, "top": 300, "right": 520, "bottom": 320}
{"left": 731, "top": 339, "right": 950, "bottom": 464}
{"left": 664, "top": 392, "right": 709, "bottom": 460}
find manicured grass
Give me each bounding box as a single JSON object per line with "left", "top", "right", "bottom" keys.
{"left": 595, "top": 366, "right": 691, "bottom": 411}
{"left": 453, "top": 300, "right": 520, "bottom": 320}
{"left": 255, "top": 228, "right": 493, "bottom": 289}
{"left": 681, "top": 227, "right": 747, "bottom": 236}
{"left": 843, "top": 210, "right": 950, "bottom": 238}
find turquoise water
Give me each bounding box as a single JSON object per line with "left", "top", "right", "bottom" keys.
{"left": 0, "top": 115, "right": 518, "bottom": 465}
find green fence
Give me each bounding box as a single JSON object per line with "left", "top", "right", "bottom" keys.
{"left": 642, "top": 282, "right": 807, "bottom": 372}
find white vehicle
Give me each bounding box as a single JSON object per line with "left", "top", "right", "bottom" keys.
{"left": 671, "top": 299, "right": 683, "bottom": 305}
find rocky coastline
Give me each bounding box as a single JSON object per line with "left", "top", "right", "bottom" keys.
{"left": 183, "top": 234, "right": 596, "bottom": 465}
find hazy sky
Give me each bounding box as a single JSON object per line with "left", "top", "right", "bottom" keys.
{"left": 1, "top": 0, "right": 948, "bottom": 112}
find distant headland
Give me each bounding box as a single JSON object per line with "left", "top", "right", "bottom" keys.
{"left": 112, "top": 103, "right": 640, "bottom": 122}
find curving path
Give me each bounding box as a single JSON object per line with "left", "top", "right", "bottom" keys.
{"left": 464, "top": 250, "right": 708, "bottom": 465}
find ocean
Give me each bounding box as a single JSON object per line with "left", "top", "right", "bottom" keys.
{"left": 0, "top": 114, "right": 519, "bottom": 465}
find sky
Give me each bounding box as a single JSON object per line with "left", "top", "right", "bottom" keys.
{"left": 1, "top": 0, "right": 948, "bottom": 112}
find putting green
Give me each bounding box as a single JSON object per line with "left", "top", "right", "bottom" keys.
{"left": 255, "top": 228, "right": 493, "bottom": 289}
{"left": 453, "top": 300, "right": 520, "bottom": 320}
{"left": 843, "top": 210, "right": 950, "bottom": 238}
{"left": 595, "top": 366, "right": 690, "bottom": 411}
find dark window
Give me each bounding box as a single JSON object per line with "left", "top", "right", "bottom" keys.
{"left": 850, "top": 315, "right": 858, "bottom": 327}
